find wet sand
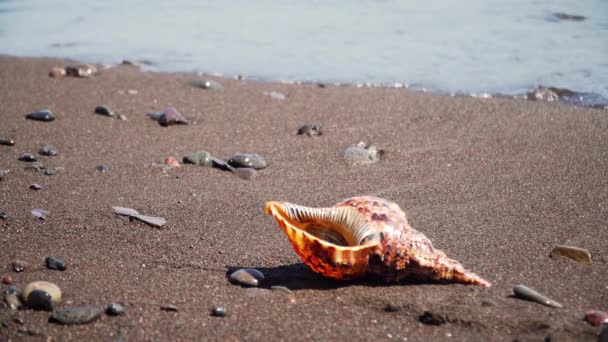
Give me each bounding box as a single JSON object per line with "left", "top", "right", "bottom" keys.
{"left": 0, "top": 55, "right": 607, "bottom": 341}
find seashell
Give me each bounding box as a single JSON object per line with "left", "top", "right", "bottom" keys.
{"left": 512, "top": 284, "right": 562, "bottom": 308}
{"left": 265, "top": 196, "right": 490, "bottom": 286}
{"left": 549, "top": 245, "right": 591, "bottom": 265}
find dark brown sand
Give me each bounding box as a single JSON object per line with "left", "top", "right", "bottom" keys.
{"left": 0, "top": 55, "right": 607, "bottom": 341}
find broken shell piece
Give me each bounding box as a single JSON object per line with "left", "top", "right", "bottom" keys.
{"left": 549, "top": 245, "right": 592, "bottom": 265}
{"left": 164, "top": 157, "right": 181, "bottom": 168}
{"left": 512, "top": 284, "right": 562, "bottom": 308}
{"left": 113, "top": 206, "right": 167, "bottom": 227}
{"left": 344, "top": 141, "right": 384, "bottom": 165}
{"left": 31, "top": 208, "right": 49, "bottom": 220}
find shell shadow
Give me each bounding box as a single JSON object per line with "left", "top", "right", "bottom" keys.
{"left": 226, "top": 263, "right": 435, "bottom": 290}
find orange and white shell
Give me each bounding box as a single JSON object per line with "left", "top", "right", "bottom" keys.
{"left": 265, "top": 196, "right": 490, "bottom": 286}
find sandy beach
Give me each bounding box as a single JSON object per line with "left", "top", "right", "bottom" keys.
{"left": 0, "top": 55, "right": 607, "bottom": 341}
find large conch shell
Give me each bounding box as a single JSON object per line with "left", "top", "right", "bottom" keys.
{"left": 265, "top": 196, "right": 490, "bottom": 286}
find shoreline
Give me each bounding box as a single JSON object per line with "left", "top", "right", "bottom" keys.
{"left": 1, "top": 55, "right": 607, "bottom": 341}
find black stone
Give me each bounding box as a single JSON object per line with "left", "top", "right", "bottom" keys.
{"left": 18, "top": 153, "right": 37, "bottom": 162}
{"left": 39, "top": 146, "right": 57, "bottom": 156}
{"left": 599, "top": 325, "right": 608, "bottom": 342}
{"left": 297, "top": 124, "right": 322, "bottom": 137}
{"left": 97, "top": 164, "right": 109, "bottom": 172}
{"left": 0, "top": 137, "right": 15, "bottom": 146}
{"left": 26, "top": 290, "right": 54, "bottom": 311}
{"left": 50, "top": 307, "right": 103, "bottom": 325}
{"left": 0, "top": 212, "right": 6, "bottom": 220}
{"left": 211, "top": 306, "right": 227, "bottom": 317}
{"left": 384, "top": 304, "right": 400, "bottom": 312}
{"left": 418, "top": 311, "right": 447, "bottom": 325}
{"left": 25, "top": 110, "right": 55, "bottom": 122}
{"left": 45, "top": 256, "right": 67, "bottom": 271}
{"left": 227, "top": 153, "right": 267, "bottom": 170}
{"left": 160, "top": 305, "right": 178, "bottom": 312}
{"left": 106, "top": 303, "right": 125, "bottom": 316}
{"left": 94, "top": 105, "right": 115, "bottom": 117}
{"left": 211, "top": 158, "right": 234, "bottom": 172}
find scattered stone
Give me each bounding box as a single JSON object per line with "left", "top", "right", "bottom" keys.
{"left": 0, "top": 137, "right": 15, "bottom": 146}
{"left": 585, "top": 309, "right": 608, "bottom": 326}
{"left": 192, "top": 79, "right": 224, "bottom": 90}
{"left": 106, "top": 303, "right": 125, "bottom": 316}
{"left": 233, "top": 167, "right": 257, "bottom": 180}
{"left": 419, "top": 311, "right": 447, "bottom": 325}
{"left": 263, "top": 91, "right": 286, "bottom": 100}
{"left": 160, "top": 305, "right": 178, "bottom": 312}
{"left": 512, "top": 285, "right": 562, "bottom": 308}
{"left": 29, "top": 183, "right": 42, "bottom": 190}
{"left": 384, "top": 304, "right": 400, "bottom": 312}
{"left": 159, "top": 107, "right": 188, "bottom": 126}
{"left": 344, "top": 141, "right": 384, "bottom": 165}
{"left": 297, "top": 123, "right": 322, "bottom": 137}
{"left": 49, "top": 67, "right": 66, "bottom": 78}
{"left": 211, "top": 306, "right": 227, "bottom": 317}
{"left": 1, "top": 275, "right": 12, "bottom": 285}
{"left": 229, "top": 269, "right": 264, "bottom": 287}
{"left": 26, "top": 290, "right": 55, "bottom": 311}
{"left": 164, "top": 157, "right": 181, "bottom": 168}
{"left": 31, "top": 208, "right": 49, "bottom": 220}
{"left": 4, "top": 293, "right": 20, "bottom": 310}
{"left": 50, "top": 307, "right": 103, "bottom": 325}
{"left": 0, "top": 212, "right": 6, "bottom": 219}
{"left": 550, "top": 245, "right": 592, "bottom": 265}
{"left": 24, "top": 162, "right": 45, "bottom": 172}
{"left": 11, "top": 260, "right": 28, "bottom": 272}
{"left": 0, "top": 168, "right": 7, "bottom": 180}
{"left": 39, "top": 145, "right": 57, "bottom": 156}
{"left": 550, "top": 12, "right": 586, "bottom": 22}
{"left": 65, "top": 64, "right": 97, "bottom": 78}
{"left": 112, "top": 206, "right": 167, "bottom": 228}
{"left": 94, "top": 105, "right": 115, "bottom": 117}
{"left": 23, "top": 282, "right": 62, "bottom": 310}
{"left": 183, "top": 151, "right": 213, "bottom": 166}
{"left": 3, "top": 285, "right": 19, "bottom": 295}
{"left": 18, "top": 153, "right": 37, "bottom": 162}
{"left": 45, "top": 256, "right": 67, "bottom": 271}
{"left": 25, "top": 110, "right": 55, "bottom": 122}
{"left": 13, "top": 316, "right": 24, "bottom": 325}
{"left": 146, "top": 111, "right": 164, "bottom": 121}
{"left": 227, "top": 153, "right": 267, "bottom": 170}
{"left": 44, "top": 168, "right": 58, "bottom": 176}
{"left": 97, "top": 164, "right": 109, "bottom": 173}
{"left": 211, "top": 158, "right": 234, "bottom": 172}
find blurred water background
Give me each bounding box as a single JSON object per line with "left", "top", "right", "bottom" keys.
{"left": 1, "top": 0, "right": 606, "bottom": 101}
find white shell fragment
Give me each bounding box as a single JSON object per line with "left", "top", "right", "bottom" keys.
{"left": 113, "top": 206, "right": 167, "bottom": 227}
{"left": 513, "top": 284, "right": 562, "bottom": 308}
{"left": 549, "top": 245, "right": 592, "bottom": 265}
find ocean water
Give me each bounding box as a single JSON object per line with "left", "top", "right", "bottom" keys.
{"left": 1, "top": 0, "right": 607, "bottom": 100}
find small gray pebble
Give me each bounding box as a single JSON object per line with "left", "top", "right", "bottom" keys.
{"left": 39, "top": 146, "right": 57, "bottom": 156}
{"left": 25, "top": 110, "right": 55, "bottom": 122}
{"left": 229, "top": 268, "right": 264, "bottom": 287}
{"left": 29, "top": 183, "right": 42, "bottom": 190}
{"left": 227, "top": 153, "right": 267, "bottom": 170}
{"left": 160, "top": 304, "right": 178, "bottom": 312}
{"left": 183, "top": 151, "right": 213, "bottom": 166}
{"left": 297, "top": 124, "right": 322, "bottom": 137}
{"left": 211, "top": 306, "right": 227, "bottom": 317}
{"left": 18, "top": 153, "right": 37, "bottom": 162}
{"left": 50, "top": 307, "right": 103, "bottom": 325}
{"left": 97, "top": 164, "right": 109, "bottom": 172}
{"left": 0, "top": 212, "right": 6, "bottom": 219}
{"left": 0, "top": 137, "right": 15, "bottom": 146}
{"left": 45, "top": 256, "right": 67, "bottom": 271}
{"left": 233, "top": 167, "right": 256, "bottom": 180}
{"left": 44, "top": 168, "right": 58, "bottom": 176}
{"left": 192, "top": 79, "right": 223, "bottom": 90}
{"left": 106, "top": 303, "right": 125, "bottom": 316}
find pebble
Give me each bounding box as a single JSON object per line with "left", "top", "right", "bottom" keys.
{"left": 98, "top": 164, "right": 109, "bottom": 172}
{"left": 146, "top": 111, "right": 164, "bottom": 121}
{"left": 11, "top": 260, "right": 28, "bottom": 272}
{"left": 23, "top": 281, "right": 62, "bottom": 310}
{"left": 106, "top": 303, "right": 125, "bottom": 316}
{"left": 551, "top": 12, "right": 586, "bottom": 22}
{"left": 45, "top": 256, "right": 67, "bottom": 271}
{"left": 263, "top": 91, "right": 286, "bottom": 100}
{"left": 1, "top": 275, "right": 12, "bottom": 285}
{"left": 164, "top": 157, "right": 181, "bottom": 168}
{"left": 18, "top": 153, "right": 37, "bottom": 162}
{"left": 4, "top": 293, "right": 20, "bottom": 310}
{"left": 584, "top": 309, "right": 608, "bottom": 326}
{"left": 29, "top": 183, "right": 42, "bottom": 190}
{"left": 44, "top": 168, "right": 58, "bottom": 176}
{"left": 233, "top": 167, "right": 257, "bottom": 180}
{"left": 49, "top": 67, "right": 66, "bottom": 78}
{"left": 50, "top": 307, "right": 103, "bottom": 325}
{"left": 31, "top": 208, "right": 49, "bottom": 220}
{"left": 270, "top": 286, "right": 294, "bottom": 296}
{"left": 211, "top": 158, "right": 234, "bottom": 172}
{"left": 39, "top": 145, "right": 57, "bottom": 156}
{"left": 211, "top": 306, "right": 227, "bottom": 317}
{"left": 344, "top": 141, "right": 384, "bottom": 165}
{"left": 0, "top": 168, "right": 7, "bottom": 180}
{"left": 227, "top": 153, "right": 267, "bottom": 170}
{"left": 512, "top": 285, "right": 562, "bottom": 308}
{"left": 192, "top": 79, "right": 223, "bottom": 90}
{"left": 65, "top": 64, "right": 97, "bottom": 78}
{"left": 160, "top": 304, "right": 178, "bottom": 312}
{"left": 24, "top": 162, "right": 44, "bottom": 172}
{"left": 94, "top": 105, "right": 115, "bottom": 117}
{"left": 183, "top": 151, "right": 213, "bottom": 166}
{"left": 3, "top": 285, "right": 19, "bottom": 295}
{"left": 297, "top": 124, "right": 322, "bottom": 137}
{"left": 0, "top": 137, "right": 15, "bottom": 146}
{"left": 229, "top": 268, "right": 264, "bottom": 287}
{"left": 158, "top": 107, "right": 189, "bottom": 126}
{"left": 25, "top": 110, "right": 55, "bottom": 122}
{"left": 0, "top": 212, "right": 6, "bottom": 219}
{"left": 550, "top": 245, "right": 592, "bottom": 265}
{"left": 481, "top": 299, "right": 497, "bottom": 307}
